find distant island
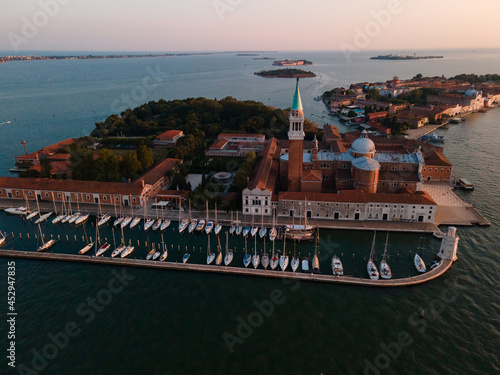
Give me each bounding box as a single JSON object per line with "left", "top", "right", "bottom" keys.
{"left": 237, "top": 53, "right": 259, "bottom": 56}
{"left": 253, "top": 57, "right": 275, "bottom": 60}
{"left": 273, "top": 59, "right": 313, "bottom": 66}
{"left": 370, "top": 54, "right": 444, "bottom": 61}
{"left": 254, "top": 68, "right": 316, "bottom": 78}
{"left": 0, "top": 53, "right": 210, "bottom": 64}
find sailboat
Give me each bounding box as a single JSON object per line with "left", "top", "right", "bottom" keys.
{"left": 242, "top": 226, "right": 250, "bottom": 237}
{"left": 96, "top": 242, "right": 111, "bottom": 256}
{"left": 52, "top": 193, "right": 65, "bottom": 224}
{"left": 188, "top": 201, "right": 197, "bottom": 233}
{"left": 279, "top": 233, "right": 289, "bottom": 271}
{"left": 269, "top": 210, "right": 277, "bottom": 241}
{"left": 113, "top": 203, "right": 124, "bottom": 227}
{"left": 379, "top": 232, "right": 392, "bottom": 279}
{"left": 215, "top": 236, "right": 223, "bottom": 266}
{"left": 414, "top": 236, "right": 426, "bottom": 273}
{"left": 270, "top": 236, "right": 279, "bottom": 270}
{"left": 146, "top": 247, "right": 155, "bottom": 260}
{"left": 206, "top": 235, "right": 215, "bottom": 264}
{"left": 229, "top": 211, "right": 236, "bottom": 235}
{"left": 35, "top": 212, "right": 53, "bottom": 225}
{"left": 291, "top": 239, "right": 299, "bottom": 272}
{"left": 235, "top": 211, "right": 243, "bottom": 236}
{"left": 183, "top": 246, "right": 191, "bottom": 263}
{"left": 160, "top": 233, "right": 168, "bottom": 261}
{"left": 312, "top": 229, "right": 320, "bottom": 274}
{"left": 252, "top": 234, "right": 260, "bottom": 269}
{"left": 97, "top": 199, "right": 111, "bottom": 227}
{"left": 79, "top": 220, "right": 94, "bottom": 255}
{"left": 261, "top": 236, "right": 269, "bottom": 269}
{"left": 285, "top": 201, "right": 314, "bottom": 242}
{"left": 178, "top": 199, "right": 189, "bottom": 233}
{"left": 36, "top": 223, "right": 56, "bottom": 252}
{"left": 243, "top": 236, "right": 251, "bottom": 267}
{"left": 258, "top": 211, "right": 267, "bottom": 238}
{"left": 120, "top": 240, "right": 135, "bottom": 258}
{"left": 111, "top": 226, "right": 126, "bottom": 258}
{"left": 367, "top": 231, "right": 380, "bottom": 280}
{"left": 160, "top": 206, "right": 171, "bottom": 231}
{"left": 152, "top": 244, "right": 161, "bottom": 260}
{"left": 205, "top": 201, "right": 213, "bottom": 234}
{"left": 144, "top": 204, "right": 155, "bottom": 231}
{"left": 213, "top": 203, "right": 222, "bottom": 235}
{"left": 129, "top": 199, "right": 141, "bottom": 229}
{"left": 224, "top": 231, "right": 233, "bottom": 266}
{"left": 69, "top": 197, "right": 81, "bottom": 224}
{"left": 250, "top": 213, "right": 258, "bottom": 237}
{"left": 61, "top": 200, "right": 72, "bottom": 224}
{"left": 74, "top": 212, "right": 89, "bottom": 226}
{"left": 26, "top": 210, "right": 39, "bottom": 220}
{"left": 152, "top": 218, "right": 162, "bottom": 231}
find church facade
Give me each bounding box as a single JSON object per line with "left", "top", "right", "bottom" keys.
{"left": 242, "top": 80, "right": 442, "bottom": 224}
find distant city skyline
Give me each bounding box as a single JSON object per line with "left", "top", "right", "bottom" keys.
{"left": 1, "top": 0, "right": 499, "bottom": 53}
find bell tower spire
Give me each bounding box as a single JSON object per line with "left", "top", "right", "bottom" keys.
{"left": 287, "top": 78, "right": 305, "bottom": 192}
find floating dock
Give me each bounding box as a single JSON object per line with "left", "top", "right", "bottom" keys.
{"left": 0, "top": 249, "right": 453, "bottom": 288}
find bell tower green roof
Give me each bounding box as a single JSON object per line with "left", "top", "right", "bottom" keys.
{"left": 291, "top": 78, "right": 303, "bottom": 111}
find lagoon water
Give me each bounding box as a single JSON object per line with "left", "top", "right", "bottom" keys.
{"left": 0, "top": 50, "right": 499, "bottom": 374}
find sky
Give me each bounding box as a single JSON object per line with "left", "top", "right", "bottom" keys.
{"left": 1, "top": 0, "right": 499, "bottom": 53}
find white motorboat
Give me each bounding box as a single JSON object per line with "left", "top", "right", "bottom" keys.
{"left": 26, "top": 210, "right": 39, "bottom": 220}
{"left": 367, "top": 259, "right": 379, "bottom": 280}
{"left": 196, "top": 219, "right": 205, "bottom": 232}
{"left": 120, "top": 243, "right": 135, "bottom": 258}
{"left": 144, "top": 219, "right": 155, "bottom": 231}
{"left": 74, "top": 213, "right": 89, "bottom": 226}
{"left": 4, "top": 207, "right": 28, "bottom": 215}
{"left": 332, "top": 256, "right": 343, "bottom": 276}
{"left": 120, "top": 216, "right": 132, "bottom": 229}
{"left": 96, "top": 242, "right": 111, "bottom": 257}
{"left": 37, "top": 239, "right": 56, "bottom": 252}
{"left": 183, "top": 252, "right": 190, "bottom": 263}
{"left": 414, "top": 253, "right": 426, "bottom": 273}
{"left": 111, "top": 244, "right": 126, "bottom": 258}
{"left": 35, "top": 212, "right": 53, "bottom": 225}
{"left": 152, "top": 219, "right": 162, "bottom": 231}
{"left": 205, "top": 220, "right": 214, "bottom": 234}
{"left": 379, "top": 232, "right": 392, "bottom": 279}
{"left": 129, "top": 217, "right": 141, "bottom": 229}
{"left": 79, "top": 242, "right": 94, "bottom": 255}
{"left": 301, "top": 257, "right": 310, "bottom": 273}
{"left": 160, "top": 220, "right": 171, "bottom": 231}
{"left": 291, "top": 257, "right": 299, "bottom": 272}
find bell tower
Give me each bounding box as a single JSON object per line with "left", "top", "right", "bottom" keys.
{"left": 287, "top": 78, "right": 305, "bottom": 192}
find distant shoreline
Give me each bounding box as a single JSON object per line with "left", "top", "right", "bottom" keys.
{"left": 371, "top": 54, "right": 444, "bottom": 61}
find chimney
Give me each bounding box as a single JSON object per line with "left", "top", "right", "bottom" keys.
{"left": 141, "top": 180, "right": 145, "bottom": 188}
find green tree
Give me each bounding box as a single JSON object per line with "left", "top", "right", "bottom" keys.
{"left": 40, "top": 158, "right": 52, "bottom": 178}
{"left": 137, "top": 145, "right": 154, "bottom": 171}
{"left": 96, "top": 149, "right": 121, "bottom": 182}
{"left": 71, "top": 151, "right": 96, "bottom": 181}
{"left": 120, "top": 152, "right": 141, "bottom": 180}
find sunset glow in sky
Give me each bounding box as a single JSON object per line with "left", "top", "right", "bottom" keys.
{"left": 1, "top": 0, "right": 499, "bottom": 52}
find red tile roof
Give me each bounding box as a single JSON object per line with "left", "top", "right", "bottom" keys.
{"left": 156, "top": 130, "right": 183, "bottom": 141}
{"left": 301, "top": 170, "right": 322, "bottom": 182}
{"left": 0, "top": 177, "right": 146, "bottom": 196}
{"left": 134, "top": 158, "right": 182, "bottom": 186}
{"left": 279, "top": 189, "right": 436, "bottom": 205}
{"left": 323, "top": 125, "right": 341, "bottom": 140}
{"left": 423, "top": 150, "right": 452, "bottom": 167}
{"left": 247, "top": 138, "right": 278, "bottom": 192}
{"left": 210, "top": 139, "right": 228, "bottom": 150}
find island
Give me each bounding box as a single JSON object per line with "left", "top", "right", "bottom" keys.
{"left": 273, "top": 59, "right": 313, "bottom": 66}
{"left": 237, "top": 53, "right": 259, "bottom": 56}
{"left": 253, "top": 57, "right": 275, "bottom": 60}
{"left": 254, "top": 68, "right": 316, "bottom": 78}
{"left": 370, "top": 54, "right": 444, "bottom": 60}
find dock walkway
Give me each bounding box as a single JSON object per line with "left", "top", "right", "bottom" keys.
{"left": 0, "top": 249, "right": 453, "bottom": 287}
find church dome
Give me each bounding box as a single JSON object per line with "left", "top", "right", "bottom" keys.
{"left": 351, "top": 130, "right": 376, "bottom": 155}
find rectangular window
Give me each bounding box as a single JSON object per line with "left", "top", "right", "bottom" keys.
{"left": 57, "top": 193, "right": 61, "bottom": 198}
{"left": 86, "top": 195, "right": 90, "bottom": 200}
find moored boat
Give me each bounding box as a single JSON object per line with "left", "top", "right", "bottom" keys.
{"left": 367, "top": 231, "right": 379, "bottom": 280}
{"left": 37, "top": 239, "right": 56, "bottom": 252}
{"left": 160, "top": 220, "right": 171, "bottom": 231}
{"left": 414, "top": 253, "right": 426, "bottom": 273}
{"left": 205, "top": 220, "right": 214, "bottom": 234}
{"left": 26, "top": 210, "right": 39, "bottom": 220}
{"left": 129, "top": 217, "right": 141, "bottom": 229}
{"left": 196, "top": 219, "right": 206, "bottom": 232}
{"left": 120, "top": 243, "right": 135, "bottom": 258}
{"left": 96, "top": 242, "right": 111, "bottom": 257}
{"left": 35, "top": 212, "right": 53, "bottom": 225}
{"left": 379, "top": 232, "right": 392, "bottom": 279}
{"left": 111, "top": 244, "right": 126, "bottom": 258}
{"left": 331, "top": 255, "right": 343, "bottom": 276}
{"left": 4, "top": 207, "right": 28, "bottom": 215}
{"left": 301, "top": 257, "right": 310, "bottom": 273}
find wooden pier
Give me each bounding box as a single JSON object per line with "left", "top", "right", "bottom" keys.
{"left": 0, "top": 249, "right": 453, "bottom": 287}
